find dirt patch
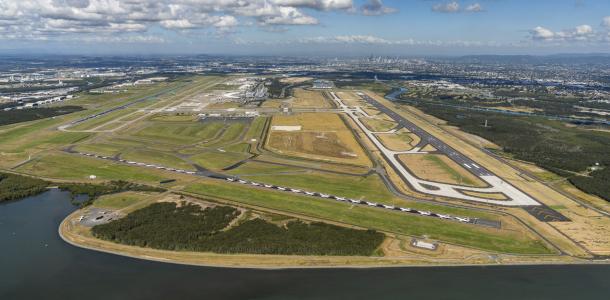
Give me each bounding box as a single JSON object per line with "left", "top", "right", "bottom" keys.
{"left": 267, "top": 113, "right": 371, "bottom": 166}
{"left": 268, "top": 131, "right": 357, "bottom": 160}
{"left": 291, "top": 89, "right": 332, "bottom": 108}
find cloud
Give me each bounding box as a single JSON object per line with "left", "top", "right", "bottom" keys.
{"left": 602, "top": 16, "right": 610, "bottom": 28}
{"left": 529, "top": 23, "right": 604, "bottom": 43}
{"left": 271, "top": 0, "right": 354, "bottom": 11}
{"left": 360, "top": 0, "right": 397, "bottom": 16}
{"left": 465, "top": 3, "right": 483, "bottom": 13}
{"left": 432, "top": 1, "right": 460, "bottom": 13}
{"left": 258, "top": 6, "right": 319, "bottom": 25}
{"left": 530, "top": 26, "right": 555, "bottom": 40}
{"left": 292, "top": 34, "right": 503, "bottom": 47}
{"left": 0, "top": 0, "right": 361, "bottom": 41}
{"left": 432, "top": 2, "right": 483, "bottom": 13}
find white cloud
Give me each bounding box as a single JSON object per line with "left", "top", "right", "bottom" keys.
{"left": 271, "top": 0, "right": 354, "bottom": 11}
{"left": 0, "top": 0, "right": 360, "bottom": 41}
{"left": 259, "top": 7, "right": 318, "bottom": 25}
{"left": 432, "top": 1, "right": 460, "bottom": 13}
{"left": 361, "top": 0, "right": 397, "bottom": 16}
{"left": 294, "top": 35, "right": 502, "bottom": 47}
{"left": 529, "top": 22, "right": 607, "bottom": 43}
{"left": 602, "top": 16, "right": 610, "bottom": 28}
{"left": 465, "top": 3, "right": 483, "bottom": 13}
{"left": 575, "top": 24, "right": 593, "bottom": 35}
{"left": 530, "top": 26, "right": 555, "bottom": 40}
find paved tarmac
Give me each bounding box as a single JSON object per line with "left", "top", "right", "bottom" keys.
{"left": 330, "top": 91, "right": 540, "bottom": 206}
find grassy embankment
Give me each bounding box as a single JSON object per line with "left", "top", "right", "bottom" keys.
{"left": 183, "top": 180, "right": 552, "bottom": 255}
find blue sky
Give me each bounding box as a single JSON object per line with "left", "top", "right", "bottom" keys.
{"left": 0, "top": 0, "right": 609, "bottom": 55}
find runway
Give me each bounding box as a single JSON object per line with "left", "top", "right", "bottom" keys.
{"left": 330, "top": 91, "right": 540, "bottom": 206}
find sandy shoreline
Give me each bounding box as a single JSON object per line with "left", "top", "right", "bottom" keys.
{"left": 58, "top": 210, "right": 609, "bottom": 270}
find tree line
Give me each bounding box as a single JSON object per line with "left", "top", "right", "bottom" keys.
{"left": 410, "top": 102, "right": 610, "bottom": 201}
{"left": 0, "top": 172, "right": 49, "bottom": 202}
{"left": 58, "top": 180, "right": 166, "bottom": 206}
{"left": 0, "top": 106, "right": 83, "bottom": 126}
{"left": 92, "top": 202, "right": 385, "bottom": 256}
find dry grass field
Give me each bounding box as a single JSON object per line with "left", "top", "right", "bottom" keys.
{"left": 280, "top": 77, "right": 313, "bottom": 84}
{"left": 376, "top": 128, "right": 420, "bottom": 151}
{"left": 360, "top": 117, "right": 397, "bottom": 132}
{"left": 398, "top": 154, "right": 487, "bottom": 187}
{"left": 460, "top": 190, "right": 509, "bottom": 200}
{"left": 291, "top": 88, "right": 332, "bottom": 108}
{"left": 266, "top": 113, "right": 371, "bottom": 167}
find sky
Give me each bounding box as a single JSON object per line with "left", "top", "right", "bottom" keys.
{"left": 0, "top": 0, "right": 609, "bottom": 56}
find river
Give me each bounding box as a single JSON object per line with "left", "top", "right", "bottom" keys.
{"left": 1, "top": 189, "right": 609, "bottom": 299}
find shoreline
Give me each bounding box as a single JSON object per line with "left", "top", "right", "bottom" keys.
{"left": 58, "top": 210, "right": 609, "bottom": 270}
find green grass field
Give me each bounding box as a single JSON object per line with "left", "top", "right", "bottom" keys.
{"left": 424, "top": 154, "right": 478, "bottom": 186}
{"left": 191, "top": 151, "right": 250, "bottom": 170}
{"left": 132, "top": 122, "right": 223, "bottom": 145}
{"left": 121, "top": 150, "right": 195, "bottom": 171}
{"left": 16, "top": 153, "right": 164, "bottom": 183}
{"left": 232, "top": 165, "right": 396, "bottom": 203}
{"left": 184, "top": 180, "right": 551, "bottom": 254}
{"left": 202, "top": 122, "right": 248, "bottom": 147}
{"left": 93, "top": 191, "right": 150, "bottom": 209}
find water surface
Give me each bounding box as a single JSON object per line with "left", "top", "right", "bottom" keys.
{"left": 1, "top": 189, "right": 609, "bottom": 299}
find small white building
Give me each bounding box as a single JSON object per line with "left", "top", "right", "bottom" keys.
{"left": 411, "top": 239, "right": 437, "bottom": 251}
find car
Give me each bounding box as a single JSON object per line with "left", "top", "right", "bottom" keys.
{"left": 335, "top": 197, "right": 346, "bottom": 201}
{"left": 185, "top": 171, "right": 195, "bottom": 175}
{"left": 290, "top": 189, "right": 302, "bottom": 193}
{"left": 399, "top": 207, "right": 412, "bottom": 212}
{"left": 455, "top": 217, "right": 471, "bottom": 223}
{"left": 276, "top": 187, "right": 287, "bottom": 191}
{"left": 264, "top": 184, "right": 274, "bottom": 188}
{"left": 366, "top": 201, "right": 377, "bottom": 207}
{"left": 226, "top": 178, "right": 235, "bottom": 182}
{"left": 383, "top": 205, "right": 395, "bottom": 209}
{"left": 349, "top": 199, "right": 360, "bottom": 204}
{"left": 304, "top": 191, "right": 315, "bottom": 196}
{"left": 319, "top": 193, "right": 330, "bottom": 198}
{"left": 238, "top": 180, "right": 248, "bottom": 184}
{"left": 437, "top": 214, "right": 451, "bottom": 219}
{"left": 251, "top": 182, "right": 260, "bottom": 186}
{"left": 418, "top": 211, "right": 432, "bottom": 216}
